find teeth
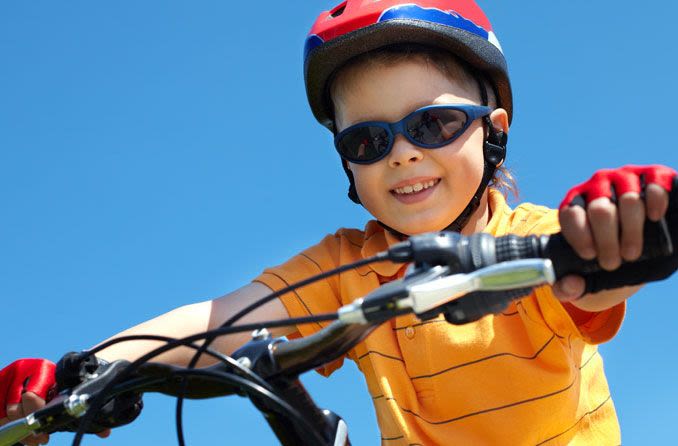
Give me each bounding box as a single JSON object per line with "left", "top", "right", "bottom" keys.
{"left": 393, "top": 179, "right": 438, "bottom": 195}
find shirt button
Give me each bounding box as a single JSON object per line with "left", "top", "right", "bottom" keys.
{"left": 405, "top": 326, "right": 415, "bottom": 339}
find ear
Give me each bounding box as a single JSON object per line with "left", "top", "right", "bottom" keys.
{"left": 483, "top": 108, "right": 509, "bottom": 168}
{"left": 490, "top": 108, "right": 509, "bottom": 134}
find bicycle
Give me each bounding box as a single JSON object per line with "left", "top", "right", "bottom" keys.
{"left": 1, "top": 185, "right": 677, "bottom": 446}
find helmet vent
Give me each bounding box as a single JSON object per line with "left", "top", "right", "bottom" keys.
{"left": 329, "top": 2, "right": 347, "bottom": 18}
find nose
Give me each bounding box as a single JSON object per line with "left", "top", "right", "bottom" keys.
{"left": 388, "top": 135, "right": 424, "bottom": 168}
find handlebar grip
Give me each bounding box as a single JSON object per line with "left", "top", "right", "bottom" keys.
{"left": 543, "top": 220, "right": 677, "bottom": 294}
{"left": 492, "top": 220, "right": 676, "bottom": 294}
{"left": 543, "top": 175, "right": 678, "bottom": 293}
{"left": 494, "top": 234, "right": 544, "bottom": 263}
{"left": 492, "top": 178, "right": 678, "bottom": 294}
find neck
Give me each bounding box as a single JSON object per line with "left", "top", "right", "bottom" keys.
{"left": 460, "top": 189, "right": 491, "bottom": 235}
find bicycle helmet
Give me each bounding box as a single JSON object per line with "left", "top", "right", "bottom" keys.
{"left": 305, "top": 0, "right": 511, "bottom": 131}
{"left": 304, "top": 0, "right": 511, "bottom": 233}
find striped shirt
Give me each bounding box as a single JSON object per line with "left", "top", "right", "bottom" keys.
{"left": 254, "top": 189, "right": 624, "bottom": 445}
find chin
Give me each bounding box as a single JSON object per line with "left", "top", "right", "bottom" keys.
{"left": 369, "top": 204, "right": 456, "bottom": 235}
{"left": 389, "top": 218, "right": 450, "bottom": 236}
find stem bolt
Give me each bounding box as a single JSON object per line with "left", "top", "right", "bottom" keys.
{"left": 251, "top": 328, "right": 271, "bottom": 341}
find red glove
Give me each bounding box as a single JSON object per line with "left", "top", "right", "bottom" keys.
{"left": 560, "top": 164, "right": 676, "bottom": 209}
{"left": 0, "top": 359, "right": 56, "bottom": 419}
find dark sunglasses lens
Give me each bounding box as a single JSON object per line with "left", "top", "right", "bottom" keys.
{"left": 337, "top": 126, "right": 390, "bottom": 162}
{"left": 406, "top": 109, "right": 468, "bottom": 145}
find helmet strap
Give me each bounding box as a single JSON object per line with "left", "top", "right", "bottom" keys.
{"left": 444, "top": 122, "right": 505, "bottom": 232}
{"left": 343, "top": 160, "right": 362, "bottom": 204}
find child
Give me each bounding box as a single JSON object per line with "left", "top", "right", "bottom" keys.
{"left": 1, "top": 1, "right": 675, "bottom": 444}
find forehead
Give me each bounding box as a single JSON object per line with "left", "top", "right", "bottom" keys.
{"left": 332, "top": 58, "right": 479, "bottom": 129}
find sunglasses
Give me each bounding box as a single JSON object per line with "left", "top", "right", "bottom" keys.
{"left": 334, "top": 104, "right": 492, "bottom": 164}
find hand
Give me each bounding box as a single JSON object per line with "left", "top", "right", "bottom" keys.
{"left": 0, "top": 359, "right": 55, "bottom": 445}
{"left": 0, "top": 359, "right": 111, "bottom": 445}
{"left": 554, "top": 165, "right": 677, "bottom": 301}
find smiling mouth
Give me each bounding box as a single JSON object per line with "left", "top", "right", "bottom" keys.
{"left": 390, "top": 178, "right": 441, "bottom": 196}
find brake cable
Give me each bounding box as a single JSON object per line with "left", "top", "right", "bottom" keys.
{"left": 71, "top": 313, "right": 338, "bottom": 445}
{"left": 74, "top": 253, "right": 389, "bottom": 445}
{"left": 85, "top": 334, "right": 269, "bottom": 389}
{"left": 175, "top": 252, "right": 389, "bottom": 445}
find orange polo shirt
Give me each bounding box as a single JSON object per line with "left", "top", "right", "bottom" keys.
{"left": 254, "top": 190, "right": 625, "bottom": 445}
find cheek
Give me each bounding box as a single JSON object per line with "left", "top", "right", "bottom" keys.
{"left": 351, "top": 164, "right": 376, "bottom": 194}
{"left": 436, "top": 130, "right": 484, "bottom": 175}
{"left": 454, "top": 128, "right": 486, "bottom": 174}
{"left": 350, "top": 164, "right": 385, "bottom": 207}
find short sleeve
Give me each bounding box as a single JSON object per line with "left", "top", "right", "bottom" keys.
{"left": 508, "top": 203, "right": 626, "bottom": 344}
{"left": 253, "top": 233, "right": 345, "bottom": 376}
{"left": 533, "top": 286, "right": 626, "bottom": 344}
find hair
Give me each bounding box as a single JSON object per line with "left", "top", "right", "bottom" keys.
{"left": 329, "top": 43, "right": 518, "bottom": 201}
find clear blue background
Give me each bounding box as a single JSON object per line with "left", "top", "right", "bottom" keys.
{"left": 2, "top": 1, "right": 676, "bottom": 444}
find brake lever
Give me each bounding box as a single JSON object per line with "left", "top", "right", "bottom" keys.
{"left": 338, "top": 265, "right": 451, "bottom": 324}
{"left": 338, "top": 259, "right": 555, "bottom": 325}
{"left": 0, "top": 410, "right": 45, "bottom": 446}
{"left": 45, "top": 360, "right": 134, "bottom": 436}
{"left": 405, "top": 259, "right": 556, "bottom": 316}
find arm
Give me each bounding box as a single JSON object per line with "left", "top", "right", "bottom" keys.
{"left": 0, "top": 283, "right": 294, "bottom": 445}
{"left": 563, "top": 285, "right": 639, "bottom": 315}
{"left": 96, "top": 282, "right": 294, "bottom": 366}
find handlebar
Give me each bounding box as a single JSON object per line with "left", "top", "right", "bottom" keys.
{"left": 2, "top": 180, "right": 677, "bottom": 446}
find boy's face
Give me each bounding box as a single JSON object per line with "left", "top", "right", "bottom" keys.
{"left": 333, "top": 59, "right": 504, "bottom": 235}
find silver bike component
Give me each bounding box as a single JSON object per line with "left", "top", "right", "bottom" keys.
{"left": 403, "top": 259, "right": 555, "bottom": 314}
{"left": 25, "top": 414, "right": 40, "bottom": 429}
{"left": 0, "top": 414, "right": 41, "bottom": 446}
{"left": 251, "top": 328, "right": 271, "bottom": 341}
{"left": 473, "top": 258, "right": 555, "bottom": 291}
{"left": 338, "top": 265, "right": 449, "bottom": 323}
{"left": 237, "top": 356, "right": 252, "bottom": 369}
{"left": 331, "top": 415, "right": 349, "bottom": 446}
{"left": 64, "top": 393, "right": 90, "bottom": 419}
{"left": 337, "top": 298, "right": 367, "bottom": 324}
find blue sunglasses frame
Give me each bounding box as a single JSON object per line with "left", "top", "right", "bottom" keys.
{"left": 334, "top": 104, "right": 492, "bottom": 164}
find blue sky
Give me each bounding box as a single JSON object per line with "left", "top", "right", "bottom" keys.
{"left": 1, "top": 1, "right": 677, "bottom": 444}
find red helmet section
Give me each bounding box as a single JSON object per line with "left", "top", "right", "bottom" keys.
{"left": 309, "top": 0, "right": 494, "bottom": 44}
